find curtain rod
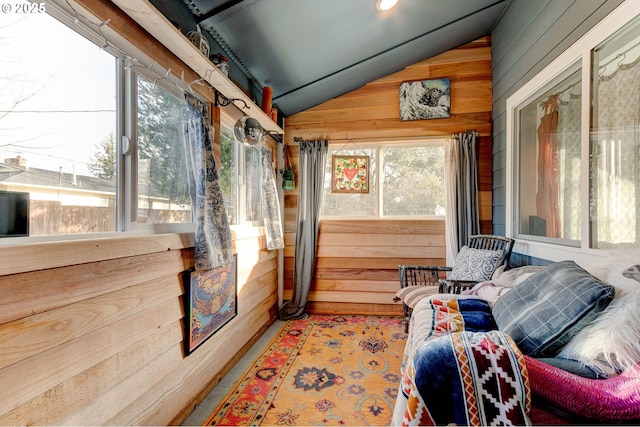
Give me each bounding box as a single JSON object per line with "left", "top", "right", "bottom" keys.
{"left": 292, "top": 135, "right": 451, "bottom": 144}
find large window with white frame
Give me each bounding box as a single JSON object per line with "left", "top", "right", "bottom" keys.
{"left": 321, "top": 140, "right": 446, "bottom": 218}
{"left": 0, "top": 2, "right": 267, "bottom": 242}
{"left": 0, "top": 7, "right": 118, "bottom": 236}
{"left": 507, "top": 1, "right": 640, "bottom": 253}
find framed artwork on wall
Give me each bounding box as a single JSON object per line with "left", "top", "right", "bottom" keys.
{"left": 331, "top": 155, "right": 370, "bottom": 194}
{"left": 399, "top": 77, "right": 451, "bottom": 120}
{"left": 184, "top": 254, "right": 237, "bottom": 354}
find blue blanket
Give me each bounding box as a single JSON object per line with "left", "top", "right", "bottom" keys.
{"left": 393, "top": 295, "right": 531, "bottom": 426}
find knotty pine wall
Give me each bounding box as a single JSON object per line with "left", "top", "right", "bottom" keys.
{"left": 0, "top": 1, "right": 279, "bottom": 424}
{"left": 284, "top": 37, "right": 493, "bottom": 315}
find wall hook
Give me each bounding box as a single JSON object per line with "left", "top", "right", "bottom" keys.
{"left": 215, "top": 91, "right": 250, "bottom": 109}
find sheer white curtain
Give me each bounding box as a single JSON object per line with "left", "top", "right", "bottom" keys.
{"left": 592, "top": 58, "right": 640, "bottom": 247}
{"left": 261, "top": 148, "right": 285, "bottom": 250}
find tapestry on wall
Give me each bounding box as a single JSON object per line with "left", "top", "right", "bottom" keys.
{"left": 185, "top": 254, "right": 237, "bottom": 354}
{"left": 399, "top": 77, "right": 451, "bottom": 120}
{"left": 330, "top": 155, "right": 369, "bottom": 193}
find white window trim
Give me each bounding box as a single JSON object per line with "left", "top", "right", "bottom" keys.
{"left": 505, "top": 0, "right": 640, "bottom": 264}
{"left": 321, "top": 138, "right": 447, "bottom": 220}
{"left": 220, "top": 110, "right": 271, "bottom": 229}
{"left": 0, "top": 1, "right": 204, "bottom": 244}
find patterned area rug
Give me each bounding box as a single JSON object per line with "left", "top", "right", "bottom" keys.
{"left": 204, "top": 315, "right": 406, "bottom": 426}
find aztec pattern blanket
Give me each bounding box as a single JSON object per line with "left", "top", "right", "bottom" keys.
{"left": 393, "top": 295, "right": 531, "bottom": 426}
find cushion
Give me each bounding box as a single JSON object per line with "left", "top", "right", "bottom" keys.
{"left": 462, "top": 281, "right": 512, "bottom": 304}
{"left": 492, "top": 265, "right": 545, "bottom": 288}
{"left": 394, "top": 285, "right": 439, "bottom": 308}
{"left": 559, "top": 256, "right": 640, "bottom": 376}
{"left": 492, "top": 260, "right": 615, "bottom": 357}
{"left": 449, "top": 246, "right": 504, "bottom": 282}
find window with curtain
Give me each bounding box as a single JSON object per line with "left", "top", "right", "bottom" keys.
{"left": 243, "top": 145, "right": 264, "bottom": 224}
{"left": 516, "top": 65, "right": 582, "bottom": 245}
{"left": 321, "top": 141, "right": 445, "bottom": 218}
{"left": 219, "top": 117, "right": 238, "bottom": 225}
{"left": 510, "top": 9, "right": 640, "bottom": 250}
{"left": 590, "top": 15, "right": 640, "bottom": 248}
{"left": 219, "top": 112, "right": 267, "bottom": 226}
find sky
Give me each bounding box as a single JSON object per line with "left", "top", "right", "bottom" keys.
{"left": 0, "top": 10, "right": 116, "bottom": 176}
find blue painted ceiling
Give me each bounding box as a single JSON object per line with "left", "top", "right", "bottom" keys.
{"left": 148, "top": 0, "right": 510, "bottom": 117}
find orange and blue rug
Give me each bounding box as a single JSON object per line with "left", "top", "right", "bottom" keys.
{"left": 204, "top": 314, "right": 406, "bottom": 426}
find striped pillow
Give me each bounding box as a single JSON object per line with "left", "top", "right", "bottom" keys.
{"left": 394, "top": 285, "right": 439, "bottom": 308}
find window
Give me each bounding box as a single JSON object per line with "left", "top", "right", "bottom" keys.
{"left": 507, "top": 1, "right": 640, "bottom": 252}
{"left": 0, "top": 10, "right": 117, "bottom": 236}
{"left": 0, "top": 4, "right": 210, "bottom": 241}
{"left": 220, "top": 113, "right": 268, "bottom": 226}
{"left": 321, "top": 141, "right": 445, "bottom": 218}
{"left": 516, "top": 65, "right": 582, "bottom": 245}
{"left": 590, "top": 15, "right": 640, "bottom": 248}
{"left": 242, "top": 145, "right": 264, "bottom": 224}
{"left": 136, "top": 75, "right": 191, "bottom": 225}
{"left": 219, "top": 118, "right": 238, "bottom": 225}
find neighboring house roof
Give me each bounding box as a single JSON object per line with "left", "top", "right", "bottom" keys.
{"left": 0, "top": 163, "right": 116, "bottom": 194}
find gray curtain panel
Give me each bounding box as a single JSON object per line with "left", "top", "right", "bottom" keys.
{"left": 447, "top": 130, "right": 480, "bottom": 255}
{"left": 261, "top": 148, "right": 285, "bottom": 250}
{"left": 184, "top": 93, "right": 233, "bottom": 270}
{"left": 278, "top": 140, "right": 328, "bottom": 320}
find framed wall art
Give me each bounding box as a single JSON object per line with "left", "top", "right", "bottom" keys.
{"left": 399, "top": 77, "right": 451, "bottom": 120}
{"left": 184, "top": 254, "right": 237, "bottom": 355}
{"left": 331, "top": 155, "right": 369, "bottom": 194}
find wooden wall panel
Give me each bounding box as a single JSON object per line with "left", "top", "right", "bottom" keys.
{"left": 0, "top": 231, "right": 278, "bottom": 425}
{"left": 0, "top": 1, "right": 279, "bottom": 424}
{"left": 284, "top": 37, "right": 493, "bottom": 314}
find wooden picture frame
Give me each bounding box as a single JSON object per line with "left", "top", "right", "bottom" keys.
{"left": 184, "top": 254, "right": 237, "bottom": 355}
{"left": 331, "top": 155, "right": 369, "bottom": 194}
{"left": 399, "top": 77, "right": 451, "bottom": 120}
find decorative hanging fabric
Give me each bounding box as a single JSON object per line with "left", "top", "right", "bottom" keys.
{"left": 330, "top": 139, "right": 370, "bottom": 194}
{"left": 183, "top": 93, "right": 233, "bottom": 270}
{"left": 536, "top": 95, "right": 561, "bottom": 238}
{"left": 261, "top": 148, "right": 285, "bottom": 250}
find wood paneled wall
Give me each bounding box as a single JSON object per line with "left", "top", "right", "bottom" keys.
{"left": 284, "top": 37, "right": 493, "bottom": 315}
{"left": 0, "top": 3, "right": 280, "bottom": 423}
{"left": 0, "top": 231, "right": 277, "bottom": 425}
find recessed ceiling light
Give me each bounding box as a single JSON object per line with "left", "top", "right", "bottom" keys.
{"left": 376, "top": 0, "right": 398, "bottom": 12}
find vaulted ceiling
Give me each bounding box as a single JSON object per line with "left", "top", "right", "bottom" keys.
{"left": 148, "top": 0, "right": 511, "bottom": 117}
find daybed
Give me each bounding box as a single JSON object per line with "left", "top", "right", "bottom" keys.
{"left": 393, "top": 255, "right": 640, "bottom": 425}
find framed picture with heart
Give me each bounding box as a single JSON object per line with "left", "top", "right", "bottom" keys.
{"left": 331, "top": 155, "right": 369, "bottom": 194}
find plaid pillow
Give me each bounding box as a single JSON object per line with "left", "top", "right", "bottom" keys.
{"left": 449, "top": 246, "right": 504, "bottom": 281}
{"left": 493, "top": 260, "right": 615, "bottom": 357}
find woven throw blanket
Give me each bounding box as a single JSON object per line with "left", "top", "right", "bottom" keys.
{"left": 394, "top": 295, "right": 531, "bottom": 426}
{"left": 402, "top": 295, "right": 497, "bottom": 371}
